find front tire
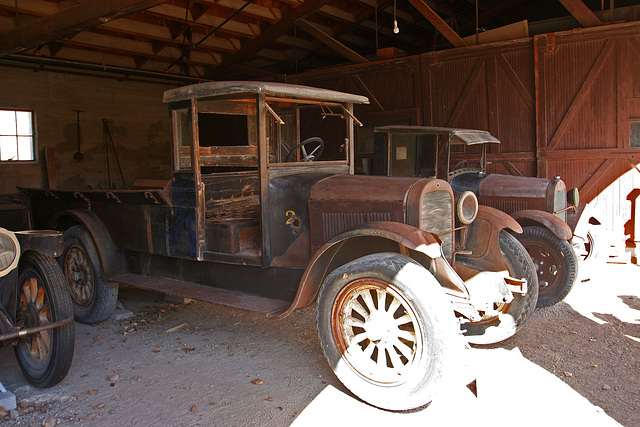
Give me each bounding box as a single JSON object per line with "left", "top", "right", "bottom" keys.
{"left": 515, "top": 226, "right": 578, "bottom": 308}
{"left": 15, "top": 252, "right": 75, "bottom": 388}
{"left": 60, "top": 225, "right": 118, "bottom": 323}
{"left": 316, "top": 253, "right": 464, "bottom": 411}
{"left": 463, "top": 231, "right": 538, "bottom": 345}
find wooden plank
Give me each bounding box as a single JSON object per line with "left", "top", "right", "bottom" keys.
{"left": 407, "top": 0, "right": 466, "bottom": 48}
{"left": 547, "top": 39, "right": 615, "bottom": 151}
{"left": 496, "top": 53, "right": 535, "bottom": 112}
{"left": 557, "top": 0, "right": 602, "bottom": 27}
{"left": 0, "top": 0, "right": 164, "bottom": 56}
{"left": 353, "top": 75, "right": 384, "bottom": 111}
{"left": 578, "top": 158, "right": 616, "bottom": 201}
{"left": 45, "top": 146, "right": 56, "bottom": 190}
{"left": 210, "top": 0, "right": 332, "bottom": 78}
{"left": 296, "top": 18, "right": 368, "bottom": 64}
{"left": 446, "top": 58, "right": 485, "bottom": 127}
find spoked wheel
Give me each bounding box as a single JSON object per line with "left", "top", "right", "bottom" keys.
{"left": 317, "top": 253, "right": 464, "bottom": 411}
{"left": 64, "top": 243, "right": 95, "bottom": 309}
{"left": 463, "top": 231, "right": 538, "bottom": 345}
{"left": 331, "top": 279, "right": 424, "bottom": 385}
{"left": 61, "top": 225, "right": 118, "bottom": 323}
{"left": 15, "top": 252, "right": 75, "bottom": 388}
{"left": 515, "top": 226, "right": 578, "bottom": 308}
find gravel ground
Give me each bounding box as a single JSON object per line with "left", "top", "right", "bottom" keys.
{"left": 0, "top": 259, "right": 638, "bottom": 426}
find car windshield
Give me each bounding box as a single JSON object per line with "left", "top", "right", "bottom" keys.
{"left": 266, "top": 98, "right": 353, "bottom": 165}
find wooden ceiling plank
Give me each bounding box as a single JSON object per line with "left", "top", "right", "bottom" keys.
{"left": 148, "top": 4, "right": 260, "bottom": 38}
{"left": 196, "top": 0, "right": 281, "bottom": 22}
{"left": 100, "top": 18, "right": 240, "bottom": 51}
{"left": 297, "top": 18, "right": 368, "bottom": 63}
{"left": 557, "top": 0, "right": 602, "bottom": 27}
{"left": 210, "top": 0, "right": 333, "bottom": 78}
{"left": 0, "top": 0, "right": 165, "bottom": 56}
{"left": 407, "top": 0, "right": 467, "bottom": 48}
{"left": 319, "top": 5, "right": 356, "bottom": 23}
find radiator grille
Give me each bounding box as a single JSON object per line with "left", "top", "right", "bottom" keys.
{"left": 554, "top": 188, "right": 567, "bottom": 221}
{"left": 421, "top": 191, "right": 453, "bottom": 260}
{"left": 487, "top": 200, "right": 528, "bottom": 214}
{"left": 322, "top": 212, "right": 392, "bottom": 242}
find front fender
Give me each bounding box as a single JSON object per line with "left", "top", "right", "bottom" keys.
{"left": 456, "top": 205, "right": 521, "bottom": 274}
{"left": 50, "top": 209, "right": 126, "bottom": 279}
{"left": 511, "top": 209, "right": 572, "bottom": 240}
{"left": 270, "top": 221, "right": 469, "bottom": 319}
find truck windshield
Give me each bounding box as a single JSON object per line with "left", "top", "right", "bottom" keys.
{"left": 266, "top": 99, "right": 350, "bottom": 164}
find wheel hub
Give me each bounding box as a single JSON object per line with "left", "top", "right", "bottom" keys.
{"left": 332, "top": 279, "right": 422, "bottom": 385}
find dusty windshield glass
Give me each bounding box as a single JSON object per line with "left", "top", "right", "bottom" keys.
{"left": 266, "top": 100, "right": 349, "bottom": 164}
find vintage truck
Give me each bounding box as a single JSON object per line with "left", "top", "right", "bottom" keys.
{"left": 22, "top": 82, "right": 537, "bottom": 410}
{"left": 372, "top": 125, "right": 580, "bottom": 308}
{"left": 0, "top": 228, "right": 74, "bottom": 387}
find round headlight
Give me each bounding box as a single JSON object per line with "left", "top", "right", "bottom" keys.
{"left": 456, "top": 191, "right": 478, "bottom": 225}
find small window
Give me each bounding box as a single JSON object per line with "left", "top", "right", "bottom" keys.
{"left": 0, "top": 109, "right": 35, "bottom": 161}
{"left": 630, "top": 121, "right": 640, "bottom": 148}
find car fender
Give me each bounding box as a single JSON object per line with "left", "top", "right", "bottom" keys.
{"left": 456, "top": 205, "right": 521, "bottom": 274}
{"left": 50, "top": 209, "right": 126, "bottom": 279}
{"left": 270, "top": 221, "right": 469, "bottom": 319}
{"left": 511, "top": 209, "right": 573, "bottom": 240}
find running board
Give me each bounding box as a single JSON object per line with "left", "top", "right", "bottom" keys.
{"left": 109, "top": 273, "right": 290, "bottom": 317}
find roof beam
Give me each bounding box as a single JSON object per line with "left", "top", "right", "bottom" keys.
{"left": 557, "top": 0, "right": 602, "bottom": 27}
{"left": 297, "top": 18, "right": 368, "bottom": 63}
{"left": 407, "top": 0, "right": 467, "bottom": 48}
{"left": 210, "top": 0, "right": 332, "bottom": 79}
{"left": 0, "top": 0, "right": 165, "bottom": 56}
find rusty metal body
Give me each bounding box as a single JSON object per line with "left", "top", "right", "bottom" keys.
{"left": 22, "top": 82, "right": 521, "bottom": 323}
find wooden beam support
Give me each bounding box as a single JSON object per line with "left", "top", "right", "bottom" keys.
{"left": 0, "top": 0, "right": 165, "bottom": 56}
{"left": 296, "top": 18, "right": 368, "bottom": 64}
{"left": 210, "top": 0, "right": 332, "bottom": 79}
{"left": 407, "top": 0, "right": 466, "bottom": 48}
{"left": 557, "top": 0, "right": 602, "bottom": 27}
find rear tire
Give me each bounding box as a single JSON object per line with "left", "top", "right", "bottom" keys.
{"left": 60, "top": 225, "right": 118, "bottom": 323}
{"left": 15, "top": 252, "right": 75, "bottom": 388}
{"left": 463, "top": 231, "right": 538, "bottom": 345}
{"left": 316, "top": 253, "right": 464, "bottom": 411}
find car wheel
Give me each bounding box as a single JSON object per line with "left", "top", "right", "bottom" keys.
{"left": 61, "top": 225, "right": 118, "bottom": 323}
{"left": 516, "top": 226, "right": 578, "bottom": 308}
{"left": 463, "top": 231, "right": 538, "bottom": 345}
{"left": 14, "top": 252, "right": 75, "bottom": 388}
{"left": 316, "top": 253, "right": 464, "bottom": 411}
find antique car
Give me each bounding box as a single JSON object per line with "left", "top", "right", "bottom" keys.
{"left": 372, "top": 125, "right": 580, "bottom": 308}
{"left": 0, "top": 228, "right": 74, "bottom": 387}
{"left": 22, "top": 82, "right": 537, "bottom": 410}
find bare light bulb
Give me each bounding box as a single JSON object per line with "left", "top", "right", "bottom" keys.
{"left": 393, "top": 19, "right": 399, "bottom": 34}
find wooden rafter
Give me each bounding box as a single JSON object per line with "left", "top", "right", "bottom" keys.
{"left": 297, "top": 18, "right": 368, "bottom": 64}
{"left": 0, "top": 0, "right": 165, "bottom": 56}
{"left": 209, "top": 0, "right": 332, "bottom": 79}
{"left": 557, "top": 0, "right": 602, "bottom": 27}
{"left": 407, "top": 0, "right": 466, "bottom": 48}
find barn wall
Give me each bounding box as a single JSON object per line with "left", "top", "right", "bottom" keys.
{"left": 294, "top": 22, "right": 640, "bottom": 243}
{"left": 0, "top": 65, "right": 173, "bottom": 195}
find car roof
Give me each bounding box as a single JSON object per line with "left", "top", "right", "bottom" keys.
{"left": 163, "top": 81, "right": 370, "bottom": 105}
{"left": 374, "top": 125, "right": 500, "bottom": 145}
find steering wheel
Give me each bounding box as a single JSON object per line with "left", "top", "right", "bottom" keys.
{"left": 450, "top": 160, "right": 469, "bottom": 172}
{"left": 285, "top": 137, "right": 324, "bottom": 162}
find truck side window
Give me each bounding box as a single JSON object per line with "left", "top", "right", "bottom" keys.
{"left": 173, "top": 109, "right": 192, "bottom": 171}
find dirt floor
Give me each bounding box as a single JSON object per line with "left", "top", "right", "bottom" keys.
{"left": 0, "top": 258, "right": 638, "bottom": 426}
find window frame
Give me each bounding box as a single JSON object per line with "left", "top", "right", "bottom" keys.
{"left": 0, "top": 108, "right": 37, "bottom": 163}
